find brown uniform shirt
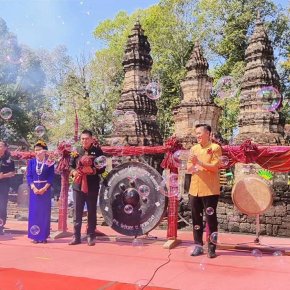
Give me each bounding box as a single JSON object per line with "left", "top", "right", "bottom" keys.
{"left": 187, "top": 142, "right": 222, "bottom": 197}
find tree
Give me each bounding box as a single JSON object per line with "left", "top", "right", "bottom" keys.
{"left": 92, "top": 0, "right": 289, "bottom": 141}
{"left": 0, "top": 84, "right": 34, "bottom": 143}
{"left": 191, "top": 0, "right": 290, "bottom": 136}
{"left": 36, "top": 46, "right": 74, "bottom": 143}
{"left": 0, "top": 18, "right": 46, "bottom": 143}
{"left": 0, "top": 17, "right": 22, "bottom": 84}
{"left": 44, "top": 51, "right": 118, "bottom": 143}
{"left": 93, "top": 1, "right": 198, "bottom": 139}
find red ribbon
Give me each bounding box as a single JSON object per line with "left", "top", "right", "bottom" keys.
{"left": 160, "top": 137, "right": 185, "bottom": 173}
{"left": 56, "top": 141, "right": 71, "bottom": 173}
{"left": 239, "top": 140, "right": 260, "bottom": 163}
{"left": 74, "top": 156, "right": 94, "bottom": 194}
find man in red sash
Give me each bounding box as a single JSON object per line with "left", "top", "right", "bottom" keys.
{"left": 69, "top": 130, "right": 106, "bottom": 246}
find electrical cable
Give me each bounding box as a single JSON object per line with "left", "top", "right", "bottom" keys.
{"left": 141, "top": 248, "right": 172, "bottom": 289}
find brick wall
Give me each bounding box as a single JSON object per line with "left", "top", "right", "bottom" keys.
{"left": 217, "top": 184, "right": 290, "bottom": 237}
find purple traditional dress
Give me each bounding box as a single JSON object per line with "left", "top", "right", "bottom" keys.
{"left": 27, "top": 158, "right": 54, "bottom": 242}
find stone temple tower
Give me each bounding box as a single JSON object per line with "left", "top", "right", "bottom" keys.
{"left": 173, "top": 42, "right": 222, "bottom": 147}
{"left": 107, "top": 21, "right": 162, "bottom": 147}
{"left": 235, "top": 14, "right": 285, "bottom": 145}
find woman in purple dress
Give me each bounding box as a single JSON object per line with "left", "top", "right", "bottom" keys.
{"left": 27, "top": 140, "right": 54, "bottom": 243}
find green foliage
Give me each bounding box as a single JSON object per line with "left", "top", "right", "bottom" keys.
{"left": 0, "top": 17, "right": 48, "bottom": 145}
{"left": 194, "top": 0, "right": 288, "bottom": 75}
{"left": 0, "top": 0, "right": 289, "bottom": 147}
{"left": 214, "top": 95, "right": 240, "bottom": 140}
{"left": 194, "top": 0, "right": 289, "bottom": 134}
{"left": 92, "top": 1, "right": 197, "bottom": 139}
{"left": 0, "top": 84, "right": 37, "bottom": 143}
{"left": 91, "top": 0, "right": 289, "bottom": 141}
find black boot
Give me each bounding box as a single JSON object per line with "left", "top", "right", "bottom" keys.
{"left": 69, "top": 235, "right": 81, "bottom": 245}
{"left": 87, "top": 234, "right": 95, "bottom": 246}
{"left": 207, "top": 243, "right": 217, "bottom": 258}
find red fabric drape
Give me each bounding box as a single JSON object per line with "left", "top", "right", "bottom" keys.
{"left": 222, "top": 141, "right": 290, "bottom": 172}
{"left": 10, "top": 140, "right": 290, "bottom": 172}
{"left": 257, "top": 150, "right": 290, "bottom": 172}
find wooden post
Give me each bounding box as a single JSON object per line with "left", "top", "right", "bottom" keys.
{"left": 51, "top": 170, "right": 73, "bottom": 239}
{"left": 163, "top": 169, "right": 181, "bottom": 249}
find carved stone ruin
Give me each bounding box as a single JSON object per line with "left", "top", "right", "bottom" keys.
{"left": 235, "top": 14, "right": 285, "bottom": 145}
{"left": 172, "top": 42, "right": 222, "bottom": 148}
{"left": 107, "top": 21, "right": 162, "bottom": 148}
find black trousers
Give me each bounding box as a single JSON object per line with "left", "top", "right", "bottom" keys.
{"left": 73, "top": 189, "right": 98, "bottom": 237}
{"left": 189, "top": 194, "right": 219, "bottom": 248}
{"left": 0, "top": 183, "right": 10, "bottom": 229}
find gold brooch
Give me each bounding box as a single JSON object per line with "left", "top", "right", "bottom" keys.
{"left": 70, "top": 151, "right": 79, "bottom": 158}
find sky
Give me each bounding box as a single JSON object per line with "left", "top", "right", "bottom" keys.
{"left": 0, "top": 0, "right": 159, "bottom": 57}
{"left": 0, "top": 0, "right": 288, "bottom": 58}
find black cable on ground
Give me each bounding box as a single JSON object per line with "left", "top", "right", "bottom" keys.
{"left": 141, "top": 248, "right": 172, "bottom": 290}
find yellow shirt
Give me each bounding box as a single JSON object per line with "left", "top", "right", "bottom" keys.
{"left": 187, "top": 142, "right": 222, "bottom": 197}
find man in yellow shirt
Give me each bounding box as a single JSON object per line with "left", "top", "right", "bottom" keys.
{"left": 187, "top": 124, "right": 222, "bottom": 258}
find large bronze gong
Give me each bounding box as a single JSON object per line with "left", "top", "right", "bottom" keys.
{"left": 99, "top": 162, "right": 168, "bottom": 236}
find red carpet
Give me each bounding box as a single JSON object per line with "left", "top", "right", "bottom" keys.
{"left": 0, "top": 268, "right": 174, "bottom": 290}
{"left": 2, "top": 222, "right": 290, "bottom": 290}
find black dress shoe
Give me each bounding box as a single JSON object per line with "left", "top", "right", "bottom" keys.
{"left": 87, "top": 235, "right": 95, "bottom": 246}
{"left": 32, "top": 240, "right": 39, "bottom": 244}
{"left": 69, "top": 237, "right": 81, "bottom": 245}
{"left": 191, "top": 245, "right": 204, "bottom": 256}
{"left": 207, "top": 245, "right": 217, "bottom": 258}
